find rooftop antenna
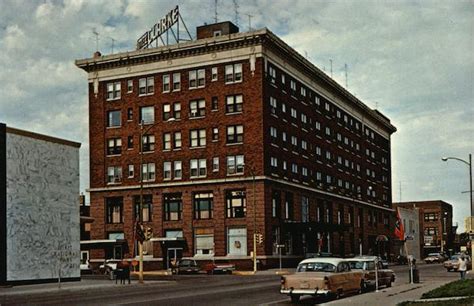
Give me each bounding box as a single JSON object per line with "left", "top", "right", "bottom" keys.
{"left": 330, "top": 59, "right": 333, "bottom": 78}
{"left": 245, "top": 13, "right": 253, "bottom": 31}
{"left": 233, "top": 0, "right": 240, "bottom": 27}
{"left": 344, "top": 63, "right": 348, "bottom": 88}
{"left": 109, "top": 37, "right": 116, "bottom": 54}
{"left": 214, "top": 0, "right": 218, "bottom": 23}
{"left": 92, "top": 28, "right": 99, "bottom": 51}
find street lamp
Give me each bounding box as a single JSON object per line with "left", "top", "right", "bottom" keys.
{"left": 441, "top": 154, "right": 473, "bottom": 271}
{"left": 243, "top": 163, "right": 257, "bottom": 273}
{"left": 138, "top": 118, "right": 175, "bottom": 284}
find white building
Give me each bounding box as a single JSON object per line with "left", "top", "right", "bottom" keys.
{"left": 398, "top": 207, "right": 421, "bottom": 261}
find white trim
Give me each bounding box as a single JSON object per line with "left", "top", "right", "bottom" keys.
{"left": 88, "top": 176, "right": 394, "bottom": 212}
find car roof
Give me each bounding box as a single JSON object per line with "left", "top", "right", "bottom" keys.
{"left": 353, "top": 255, "right": 378, "bottom": 260}
{"left": 299, "top": 257, "right": 345, "bottom": 265}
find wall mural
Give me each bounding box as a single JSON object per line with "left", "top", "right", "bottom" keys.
{"left": 6, "top": 133, "right": 80, "bottom": 281}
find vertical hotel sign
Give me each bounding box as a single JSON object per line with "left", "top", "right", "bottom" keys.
{"left": 137, "top": 6, "right": 179, "bottom": 50}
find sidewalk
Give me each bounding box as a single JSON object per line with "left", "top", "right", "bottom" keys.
{"left": 325, "top": 273, "right": 474, "bottom": 306}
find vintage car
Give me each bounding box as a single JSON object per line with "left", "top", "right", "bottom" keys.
{"left": 175, "top": 259, "right": 200, "bottom": 274}
{"left": 424, "top": 252, "right": 446, "bottom": 264}
{"left": 346, "top": 256, "right": 395, "bottom": 290}
{"left": 443, "top": 254, "right": 472, "bottom": 272}
{"left": 280, "top": 258, "right": 363, "bottom": 303}
{"left": 203, "top": 262, "right": 235, "bottom": 274}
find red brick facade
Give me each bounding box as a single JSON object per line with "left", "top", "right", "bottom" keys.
{"left": 77, "top": 23, "right": 396, "bottom": 269}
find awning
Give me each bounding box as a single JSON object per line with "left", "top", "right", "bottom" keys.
{"left": 150, "top": 237, "right": 186, "bottom": 242}
{"left": 80, "top": 239, "right": 129, "bottom": 251}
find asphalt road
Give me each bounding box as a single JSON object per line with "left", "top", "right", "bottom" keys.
{"left": 1, "top": 263, "right": 459, "bottom": 306}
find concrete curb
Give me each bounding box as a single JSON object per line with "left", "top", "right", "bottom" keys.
{"left": 131, "top": 271, "right": 173, "bottom": 276}
{"left": 232, "top": 271, "right": 256, "bottom": 276}
{"left": 412, "top": 296, "right": 472, "bottom": 302}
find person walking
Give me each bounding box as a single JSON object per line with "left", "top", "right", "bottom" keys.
{"left": 458, "top": 254, "right": 467, "bottom": 280}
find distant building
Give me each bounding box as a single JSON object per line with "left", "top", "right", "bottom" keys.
{"left": 396, "top": 207, "right": 421, "bottom": 261}
{"left": 394, "top": 201, "right": 454, "bottom": 257}
{"left": 76, "top": 20, "right": 396, "bottom": 269}
{"left": 0, "top": 123, "right": 81, "bottom": 285}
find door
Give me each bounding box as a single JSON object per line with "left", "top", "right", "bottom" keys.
{"left": 167, "top": 248, "right": 183, "bottom": 269}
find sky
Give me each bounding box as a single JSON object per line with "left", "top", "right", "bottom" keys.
{"left": 0, "top": 0, "right": 472, "bottom": 229}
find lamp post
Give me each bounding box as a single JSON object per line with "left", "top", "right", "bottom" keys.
{"left": 137, "top": 118, "right": 174, "bottom": 284}
{"left": 442, "top": 154, "right": 473, "bottom": 271}
{"left": 244, "top": 163, "right": 257, "bottom": 273}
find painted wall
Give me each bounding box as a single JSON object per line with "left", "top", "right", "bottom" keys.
{"left": 6, "top": 132, "right": 80, "bottom": 282}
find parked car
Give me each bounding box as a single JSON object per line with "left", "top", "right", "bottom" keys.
{"left": 80, "top": 261, "right": 93, "bottom": 274}
{"left": 280, "top": 257, "right": 363, "bottom": 303}
{"left": 175, "top": 259, "right": 200, "bottom": 274}
{"left": 346, "top": 256, "right": 395, "bottom": 291}
{"left": 424, "top": 253, "right": 445, "bottom": 264}
{"left": 443, "top": 254, "right": 472, "bottom": 272}
{"left": 203, "top": 262, "right": 235, "bottom": 274}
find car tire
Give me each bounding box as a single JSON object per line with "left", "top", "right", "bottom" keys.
{"left": 387, "top": 280, "right": 392, "bottom": 288}
{"left": 290, "top": 295, "right": 300, "bottom": 303}
{"left": 359, "top": 281, "right": 366, "bottom": 294}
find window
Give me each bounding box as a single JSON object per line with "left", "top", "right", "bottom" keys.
{"left": 211, "top": 96, "right": 218, "bottom": 110}
{"left": 315, "top": 95, "right": 320, "bottom": 106}
{"left": 325, "top": 127, "right": 331, "bottom": 136}
{"left": 128, "top": 164, "right": 134, "bottom": 178}
{"left": 190, "top": 129, "right": 206, "bottom": 147}
{"left": 141, "top": 163, "right": 155, "bottom": 181}
{"left": 424, "top": 227, "right": 438, "bottom": 236}
{"left": 270, "top": 97, "right": 277, "bottom": 114}
{"left": 174, "top": 131, "right": 182, "bottom": 149}
{"left": 107, "top": 166, "right": 122, "bottom": 184}
{"left": 226, "top": 190, "right": 246, "bottom": 218}
{"left": 139, "top": 77, "right": 154, "bottom": 95}
{"left": 281, "top": 74, "right": 286, "bottom": 84}
{"left": 163, "top": 161, "right": 171, "bottom": 180}
{"left": 173, "top": 102, "right": 181, "bottom": 119}
{"left": 133, "top": 195, "right": 152, "bottom": 222}
{"left": 212, "top": 157, "right": 219, "bottom": 172}
{"left": 282, "top": 132, "right": 287, "bottom": 142}
{"left": 226, "top": 125, "right": 243, "bottom": 144}
{"left": 189, "top": 69, "right": 205, "bottom": 88}
{"left": 271, "top": 157, "right": 278, "bottom": 167}
{"left": 163, "top": 104, "right": 171, "bottom": 120}
{"left": 174, "top": 161, "right": 182, "bottom": 179}
{"left": 164, "top": 193, "right": 182, "bottom": 221}
{"left": 107, "top": 110, "right": 121, "bottom": 127}
{"left": 142, "top": 134, "right": 155, "bottom": 152}
{"left": 106, "top": 197, "right": 123, "bottom": 224}
{"left": 211, "top": 67, "right": 218, "bottom": 81}
{"left": 162, "top": 74, "right": 170, "bottom": 92}
{"left": 301, "top": 87, "right": 306, "bottom": 97}
{"left": 140, "top": 106, "right": 155, "bottom": 124}
{"left": 291, "top": 163, "right": 298, "bottom": 173}
{"left": 281, "top": 102, "right": 287, "bottom": 113}
{"left": 326, "top": 175, "right": 332, "bottom": 184}
{"left": 190, "top": 159, "right": 207, "bottom": 178}
{"left": 227, "top": 227, "right": 247, "bottom": 255}
{"left": 172, "top": 73, "right": 181, "bottom": 91}
{"left": 291, "top": 108, "right": 297, "bottom": 118}
{"left": 107, "top": 138, "right": 122, "bottom": 155}
{"left": 268, "top": 65, "right": 276, "bottom": 83}
{"left": 283, "top": 160, "right": 287, "bottom": 170}
{"left": 291, "top": 136, "right": 298, "bottom": 146}
{"left": 226, "top": 95, "right": 243, "bottom": 113}
{"left": 225, "top": 63, "right": 242, "bottom": 83}
{"left": 302, "top": 167, "right": 308, "bottom": 176}
{"left": 194, "top": 228, "right": 214, "bottom": 255}
{"left": 316, "top": 171, "right": 322, "bottom": 181}
{"left": 301, "top": 113, "right": 307, "bottom": 124}
{"left": 325, "top": 102, "right": 331, "bottom": 112}
{"left": 106, "top": 82, "right": 121, "bottom": 100}
{"left": 301, "top": 196, "right": 309, "bottom": 222}
{"left": 163, "top": 133, "right": 171, "bottom": 150}
{"left": 301, "top": 140, "right": 307, "bottom": 150}
{"left": 315, "top": 121, "right": 321, "bottom": 130}
{"left": 272, "top": 191, "right": 281, "bottom": 218}
{"left": 290, "top": 80, "right": 296, "bottom": 92}
{"left": 270, "top": 126, "right": 277, "bottom": 139}
{"left": 194, "top": 192, "right": 213, "bottom": 219}
{"left": 337, "top": 207, "right": 343, "bottom": 224}
{"left": 190, "top": 99, "right": 206, "bottom": 117}
{"left": 127, "top": 80, "right": 133, "bottom": 93}
{"left": 316, "top": 146, "right": 322, "bottom": 156}
{"left": 212, "top": 127, "right": 219, "bottom": 141}
{"left": 127, "top": 108, "right": 133, "bottom": 121}
{"left": 227, "top": 155, "right": 244, "bottom": 175}
{"left": 424, "top": 213, "right": 438, "bottom": 222}
{"left": 284, "top": 193, "right": 294, "bottom": 220}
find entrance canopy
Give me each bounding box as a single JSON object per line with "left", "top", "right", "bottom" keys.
{"left": 80, "top": 239, "right": 129, "bottom": 252}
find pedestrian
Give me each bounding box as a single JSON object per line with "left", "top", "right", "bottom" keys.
{"left": 458, "top": 255, "right": 467, "bottom": 280}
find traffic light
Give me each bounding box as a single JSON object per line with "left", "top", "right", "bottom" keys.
{"left": 256, "top": 233, "right": 264, "bottom": 244}
{"left": 144, "top": 226, "right": 153, "bottom": 241}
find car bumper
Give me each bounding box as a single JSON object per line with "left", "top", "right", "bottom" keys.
{"left": 280, "top": 288, "right": 331, "bottom": 295}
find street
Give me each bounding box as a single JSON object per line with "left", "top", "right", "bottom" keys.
{"left": 0, "top": 263, "right": 464, "bottom": 305}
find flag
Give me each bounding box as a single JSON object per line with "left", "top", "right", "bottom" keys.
{"left": 394, "top": 208, "right": 405, "bottom": 240}
{"left": 135, "top": 222, "right": 145, "bottom": 243}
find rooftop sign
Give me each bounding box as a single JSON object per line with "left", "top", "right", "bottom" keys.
{"left": 137, "top": 6, "right": 180, "bottom": 50}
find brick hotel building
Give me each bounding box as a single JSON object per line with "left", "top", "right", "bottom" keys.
{"left": 76, "top": 21, "right": 397, "bottom": 269}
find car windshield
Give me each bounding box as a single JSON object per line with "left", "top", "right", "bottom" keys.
{"left": 347, "top": 261, "right": 365, "bottom": 270}
{"left": 428, "top": 253, "right": 440, "bottom": 256}
{"left": 297, "top": 262, "right": 336, "bottom": 272}
{"left": 450, "top": 255, "right": 460, "bottom": 260}
{"left": 180, "top": 260, "right": 194, "bottom": 266}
